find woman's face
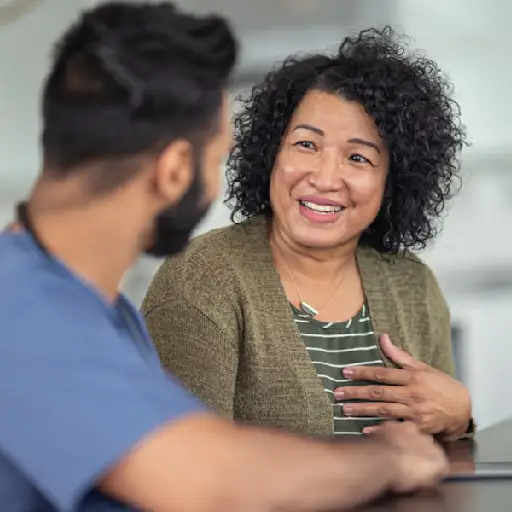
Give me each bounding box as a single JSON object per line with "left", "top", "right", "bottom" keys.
{"left": 269, "top": 89, "right": 389, "bottom": 250}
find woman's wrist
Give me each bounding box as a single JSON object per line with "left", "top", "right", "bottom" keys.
{"left": 437, "top": 413, "right": 473, "bottom": 442}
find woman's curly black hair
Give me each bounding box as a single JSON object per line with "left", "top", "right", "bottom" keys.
{"left": 225, "top": 26, "right": 468, "bottom": 254}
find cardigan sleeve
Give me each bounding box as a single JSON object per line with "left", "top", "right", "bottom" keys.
{"left": 423, "top": 265, "right": 475, "bottom": 437}
{"left": 423, "top": 265, "right": 456, "bottom": 378}
{"left": 142, "top": 297, "right": 239, "bottom": 419}
{"left": 141, "top": 255, "right": 241, "bottom": 420}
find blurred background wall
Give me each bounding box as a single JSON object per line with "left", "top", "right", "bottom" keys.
{"left": 1, "top": 0, "right": 511, "bottom": 429}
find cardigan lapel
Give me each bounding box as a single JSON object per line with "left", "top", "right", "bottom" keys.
{"left": 241, "top": 216, "right": 334, "bottom": 435}
{"left": 356, "top": 246, "right": 410, "bottom": 368}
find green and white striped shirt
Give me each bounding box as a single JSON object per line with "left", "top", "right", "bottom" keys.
{"left": 291, "top": 302, "right": 386, "bottom": 436}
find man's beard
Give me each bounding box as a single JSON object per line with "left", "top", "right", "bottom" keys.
{"left": 145, "top": 157, "right": 210, "bottom": 258}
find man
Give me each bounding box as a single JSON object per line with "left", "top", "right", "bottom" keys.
{"left": 0, "top": 2, "right": 448, "bottom": 511}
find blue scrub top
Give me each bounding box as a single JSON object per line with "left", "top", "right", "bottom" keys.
{"left": 0, "top": 231, "right": 204, "bottom": 511}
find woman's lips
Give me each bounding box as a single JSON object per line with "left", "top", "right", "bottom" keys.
{"left": 298, "top": 200, "right": 345, "bottom": 223}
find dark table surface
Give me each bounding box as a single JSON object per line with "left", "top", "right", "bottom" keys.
{"left": 358, "top": 420, "right": 512, "bottom": 511}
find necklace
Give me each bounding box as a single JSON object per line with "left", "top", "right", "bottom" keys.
{"left": 272, "top": 241, "right": 351, "bottom": 318}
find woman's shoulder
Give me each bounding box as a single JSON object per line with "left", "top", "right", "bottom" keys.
{"left": 144, "top": 217, "right": 269, "bottom": 307}
{"left": 358, "top": 245, "right": 442, "bottom": 297}
{"left": 359, "top": 246, "right": 449, "bottom": 359}
{"left": 177, "top": 216, "right": 268, "bottom": 270}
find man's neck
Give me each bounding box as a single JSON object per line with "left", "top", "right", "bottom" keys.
{"left": 25, "top": 190, "right": 141, "bottom": 302}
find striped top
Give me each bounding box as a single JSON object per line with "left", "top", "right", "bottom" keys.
{"left": 291, "top": 302, "right": 386, "bottom": 436}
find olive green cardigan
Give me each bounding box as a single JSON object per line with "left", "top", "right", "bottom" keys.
{"left": 141, "top": 216, "right": 455, "bottom": 437}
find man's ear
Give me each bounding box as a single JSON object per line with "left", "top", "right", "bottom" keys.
{"left": 153, "top": 139, "right": 194, "bottom": 206}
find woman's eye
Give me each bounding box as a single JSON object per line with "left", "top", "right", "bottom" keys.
{"left": 349, "top": 153, "right": 371, "bottom": 165}
{"left": 294, "top": 140, "right": 316, "bottom": 150}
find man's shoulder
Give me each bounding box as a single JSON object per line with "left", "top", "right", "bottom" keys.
{"left": 0, "top": 233, "right": 113, "bottom": 338}
{"left": 0, "top": 233, "right": 48, "bottom": 308}
{"left": 0, "top": 232, "right": 36, "bottom": 270}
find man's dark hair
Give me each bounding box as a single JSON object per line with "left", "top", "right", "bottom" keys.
{"left": 226, "top": 27, "right": 467, "bottom": 254}
{"left": 41, "top": 1, "right": 237, "bottom": 191}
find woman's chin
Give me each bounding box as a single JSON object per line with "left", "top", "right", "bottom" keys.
{"left": 287, "top": 228, "right": 355, "bottom": 251}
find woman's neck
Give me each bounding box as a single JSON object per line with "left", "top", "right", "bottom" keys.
{"left": 268, "top": 224, "right": 358, "bottom": 283}
{"left": 268, "top": 221, "right": 364, "bottom": 321}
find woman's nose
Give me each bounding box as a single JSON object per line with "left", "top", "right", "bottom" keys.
{"left": 308, "top": 153, "right": 345, "bottom": 193}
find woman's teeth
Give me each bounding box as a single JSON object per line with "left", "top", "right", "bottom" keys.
{"left": 300, "top": 200, "right": 343, "bottom": 213}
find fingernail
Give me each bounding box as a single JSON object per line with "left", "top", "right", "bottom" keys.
{"left": 362, "top": 427, "right": 371, "bottom": 434}
{"left": 343, "top": 369, "right": 354, "bottom": 377}
{"left": 344, "top": 406, "right": 354, "bottom": 416}
{"left": 334, "top": 390, "right": 345, "bottom": 399}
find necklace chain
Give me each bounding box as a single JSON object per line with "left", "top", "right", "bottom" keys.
{"left": 272, "top": 240, "right": 351, "bottom": 318}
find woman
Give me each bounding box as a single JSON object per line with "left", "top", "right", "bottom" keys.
{"left": 142, "top": 27, "right": 472, "bottom": 440}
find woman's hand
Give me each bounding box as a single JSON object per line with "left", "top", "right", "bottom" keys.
{"left": 334, "top": 334, "right": 472, "bottom": 440}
